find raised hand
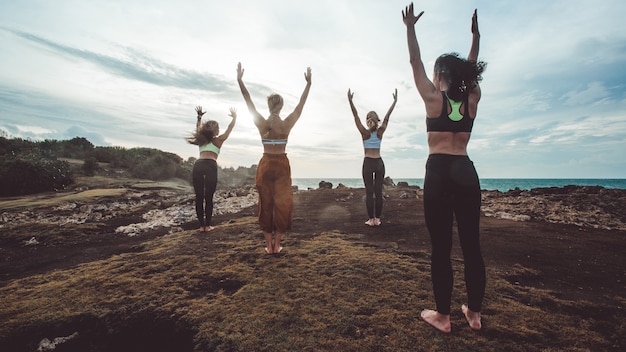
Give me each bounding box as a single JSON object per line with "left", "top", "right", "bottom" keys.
{"left": 392, "top": 88, "right": 398, "bottom": 101}
{"left": 472, "top": 9, "right": 479, "bottom": 36}
{"left": 237, "top": 62, "right": 244, "bottom": 80}
{"left": 229, "top": 107, "right": 237, "bottom": 118}
{"left": 469, "top": 9, "right": 480, "bottom": 61}
{"left": 347, "top": 88, "right": 354, "bottom": 101}
{"left": 195, "top": 106, "right": 206, "bottom": 117}
{"left": 304, "top": 67, "right": 312, "bottom": 83}
{"left": 402, "top": 3, "right": 424, "bottom": 27}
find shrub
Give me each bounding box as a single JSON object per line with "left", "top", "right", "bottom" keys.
{"left": 82, "top": 157, "right": 99, "bottom": 176}
{"left": 0, "top": 137, "right": 37, "bottom": 158}
{"left": 60, "top": 137, "right": 94, "bottom": 159}
{"left": 176, "top": 157, "right": 195, "bottom": 182}
{"left": 0, "top": 153, "right": 74, "bottom": 196}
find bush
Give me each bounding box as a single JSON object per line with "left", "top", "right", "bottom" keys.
{"left": 0, "top": 153, "right": 74, "bottom": 196}
{"left": 82, "top": 157, "right": 99, "bottom": 176}
{"left": 119, "top": 148, "right": 181, "bottom": 180}
{"left": 0, "top": 137, "right": 37, "bottom": 158}
{"left": 176, "top": 157, "right": 195, "bottom": 182}
{"left": 92, "top": 146, "right": 129, "bottom": 165}
{"left": 61, "top": 137, "right": 94, "bottom": 159}
{"left": 0, "top": 136, "right": 217, "bottom": 193}
{"left": 130, "top": 154, "right": 179, "bottom": 180}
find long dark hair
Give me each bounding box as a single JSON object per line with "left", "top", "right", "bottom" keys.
{"left": 186, "top": 120, "right": 218, "bottom": 146}
{"left": 434, "top": 53, "right": 486, "bottom": 102}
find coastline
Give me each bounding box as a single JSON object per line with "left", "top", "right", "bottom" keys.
{"left": 292, "top": 177, "right": 626, "bottom": 192}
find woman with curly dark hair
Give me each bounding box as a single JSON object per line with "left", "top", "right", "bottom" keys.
{"left": 403, "top": 3, "right": 487, "bottom": 333}
{"left": 186, "top": 106, "right": 236, "bottom": 233}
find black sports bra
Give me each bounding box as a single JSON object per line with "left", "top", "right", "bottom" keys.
{"left": 426, "top": 92, "right": 474, "bottom": 133}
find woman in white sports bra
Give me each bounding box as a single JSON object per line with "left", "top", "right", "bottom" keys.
{"left": 347, "top": 88, "right": 397, "bottom": 227}
{"left": 186, "top": 106, "right": 236, "bottom": 232}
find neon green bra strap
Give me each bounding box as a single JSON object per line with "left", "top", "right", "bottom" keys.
{"left": 448, "top": 98, "right": 463, "bottom": 122}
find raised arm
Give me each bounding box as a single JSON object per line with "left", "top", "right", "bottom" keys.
{"left": 468, "top": 9, "right": 482, "bottom": 100}
{"left": 378, "top": 89, "right": 397, "bottom": 135}
{"left": 402, "top": 3, "right": 438, "bottom": 104}
{"left": 217, "top": 108, "right": 237, "bottom": 143}
{"left": 284, "top": 67, "right": 312, "bottom": 128}
{"left": 236, "top": 62, "right": 265, "bottom": 128}
{"left": 195, "top": 105, "right": 206, "bottom": 132}
{"left": 347, "top": 89, "right": 368, "bottom": 137}
{"left": 468, "top": 9, "right": 480, "bottom": 62}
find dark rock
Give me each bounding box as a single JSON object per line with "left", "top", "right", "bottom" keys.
{"left": 319, "top": 181, "right": 333, "bottom": 189}
{"left": 383, "top": 177, "right": 395, "bottom": 187}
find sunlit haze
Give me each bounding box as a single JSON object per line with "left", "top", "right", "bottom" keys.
{"left": 1, "top": 0, "right": 625, "bottom": 178}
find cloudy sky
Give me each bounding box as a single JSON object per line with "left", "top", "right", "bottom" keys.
{"left": 1, "top": 0, "right": 625, "bottom": 179}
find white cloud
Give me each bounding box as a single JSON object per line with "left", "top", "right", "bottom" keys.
{"left": 562, "top": 82, "right": 610, "bottom": 106}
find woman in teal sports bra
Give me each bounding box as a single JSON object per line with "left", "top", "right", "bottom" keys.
{"left": 403, "top": 3, "right": 487, "bottom": 333}
{"left": 347, "top": 88, "right": 397, "bottom": 227}
{"left": 186, "top": 105, "right": 237, "bottom": 232}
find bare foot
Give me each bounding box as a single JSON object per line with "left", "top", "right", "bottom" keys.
{"left": 462, "top": 304, "right": 482, "bottom": 330}
{"left": 365, "top": 219, "right": 375, "bottom": 226}
{"left": 204, "top": 226, "right": 214, "bottom": 232}
{"left": 197, "top": 227, "right": 206, "bottom": 233}
{"left": 420, "top": 309, "right": 451, "bottom": 333}
{"left": 263, "top": 232, "right": 274, "bottom": 254}
{"left": 374, "top": 218, "right": 381, "bottom": 226}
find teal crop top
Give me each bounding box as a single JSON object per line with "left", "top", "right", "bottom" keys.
{"left": 199, "top": 142, "right": 220, "bottom": 155}
{"left": 363, "top": 131, "right": 381, "bottom": 149}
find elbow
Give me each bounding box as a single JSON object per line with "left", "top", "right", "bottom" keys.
{"left": 408, "top": 56, "right": 420, "bottom": 66}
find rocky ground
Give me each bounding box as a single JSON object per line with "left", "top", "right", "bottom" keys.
{"left": 0, "top": 177, "right": 624, "bottom": 351}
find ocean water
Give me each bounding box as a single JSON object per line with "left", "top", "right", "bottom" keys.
{"left": 292, "top": 178, "right": 626, "bottom": 192}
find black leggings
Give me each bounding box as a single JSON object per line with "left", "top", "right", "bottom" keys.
{"left": 423, "top": 154, "right": 485, "bottom": 314}
{"left": 362, "top": 157, "right": 385, "bottom": 218}
{"left": 192, "top": 159, "right": 218, "bottom": 228}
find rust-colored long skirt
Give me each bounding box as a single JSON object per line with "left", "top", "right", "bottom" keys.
{"left": 255, "top": 153, "right": 293, "bottom": 233}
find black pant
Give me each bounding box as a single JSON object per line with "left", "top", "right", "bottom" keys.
{"left": 192, "top": 159, "right": 218, "bottom": 227}
{"left": 423, "top": 154, "right": 485, "bottom": 314}
{"left": 362, "top": 157, "right": 385, "bottom": 218}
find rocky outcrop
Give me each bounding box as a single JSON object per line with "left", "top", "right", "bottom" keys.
{"left": 318, "top": 181, "right": 333, "bottom": 189}
{"left": 1, "top": 187, "right": 259, "bottom": 237}
{"left": 481, "top": 186, "right": 626, "bottom": 230}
